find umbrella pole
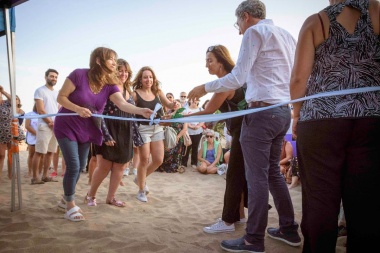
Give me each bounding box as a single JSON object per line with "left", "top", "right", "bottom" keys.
{"left": 3, "top": 7, "right": 22, "bottom": 211}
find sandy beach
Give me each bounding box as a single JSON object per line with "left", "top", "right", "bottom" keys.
{"left": 0, "top": 146, "right": 347, "bottom": 253}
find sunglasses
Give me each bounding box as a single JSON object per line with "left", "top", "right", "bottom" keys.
{"left": 180, "top": 96, "right": 187, "bottom": 98}
{"left": 234, "top": 22, "right": 239, "bottom": 30}
{"left": 207, "top": 45, "right": 218, "bottom": 52}
{"left": 206, "top": 135, "right": 214, "bottom": 138}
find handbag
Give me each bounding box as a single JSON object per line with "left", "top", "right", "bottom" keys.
{"left": 183, "top": 131, "right": 192, "bottom": 147}
{"left": 164, "top": 126, "right": 177, "bottom": 149}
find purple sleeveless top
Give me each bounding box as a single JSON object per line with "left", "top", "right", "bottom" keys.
{"left": 54, "top": 69, "right": 119, "bottom": 145}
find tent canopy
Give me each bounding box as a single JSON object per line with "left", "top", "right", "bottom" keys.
{"left": 0, "top": 7, "right": 15, "bottom": 35}
{"left": 0, "top": 0, "right": 27, "bottom": 35}
{"left": 0, "top": 0, "right": 27, "bottom": 8}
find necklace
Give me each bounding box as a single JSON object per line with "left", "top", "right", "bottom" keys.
{"left": 90, "top": 83, "right": 104, "bottom": 94}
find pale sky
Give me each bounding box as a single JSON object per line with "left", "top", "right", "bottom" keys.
{"left": 0, "top": 0, "right": 326, "bottom": 113}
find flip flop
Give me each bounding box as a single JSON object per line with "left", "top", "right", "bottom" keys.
{"left": 106, "top": 198, "right": 126, "bottom": 207}
{"left": 178, "top": 166, "right": 186, "bottom": 174}
{"left": 31, "top": 178, "right": 45, "bottom": 185}
{"left": 64, "top": 206, "right": 85, "bottom": 222}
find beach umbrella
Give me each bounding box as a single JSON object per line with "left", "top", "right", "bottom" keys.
{"left": 1, "top": 0, "right": 29, "bottom": 212}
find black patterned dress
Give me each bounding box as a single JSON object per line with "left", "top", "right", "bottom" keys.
{"left": 157, "top": 121, "right": 185, "bottom": 173}
{"left": 98, "top": 89, "right": 143, "bottom": 163}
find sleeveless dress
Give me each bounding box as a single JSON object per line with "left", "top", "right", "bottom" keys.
{"left": 99, "top": 89, "right": 139, "bottom": 163}
{"left": 300, "top": 0, "right": 380, "bottom": 122}
{"left": 219, "top": 87, "right": 245, "bottom": 132}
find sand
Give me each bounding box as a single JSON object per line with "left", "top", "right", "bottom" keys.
{"left": 0, "top": 147, "right": 347, "bottom": 253}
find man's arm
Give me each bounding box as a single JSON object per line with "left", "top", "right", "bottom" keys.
{"left": 35, "top": 98, "right": 53, "bottom": 126}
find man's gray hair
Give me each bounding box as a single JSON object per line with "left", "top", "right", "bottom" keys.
{"left": 235, "top": 0, "right": 266, "bottom": 20}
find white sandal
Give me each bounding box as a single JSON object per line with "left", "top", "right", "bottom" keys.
{"left": 64, "top": 206, "right": 85, "bottom": 222}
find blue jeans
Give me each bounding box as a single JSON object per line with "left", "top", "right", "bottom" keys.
{"left": 240, "top": 106, "right": 298, "bottom": 250}
{"left": 57, "top": 138, "right": 90, "bottom": 202}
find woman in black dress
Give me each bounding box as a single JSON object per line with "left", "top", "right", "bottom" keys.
{"left": 86, "top": 59, "right": 143, "bottom": 207}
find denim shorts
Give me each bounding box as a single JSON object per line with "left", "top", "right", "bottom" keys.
{"left": 138, "top": 124, "right": 164, "bottom": 143}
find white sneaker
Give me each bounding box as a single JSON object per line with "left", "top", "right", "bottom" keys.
{"left": 132, "top": 168, "right": 137, "bottom": 175}
{"left": 144, "top": 184, "right": 150, "bottom": 195}
{"left": 217, "top": 164, "right": 227, "bottom": 175}
{"left": 123, "top": 168, "right": 130, "bottom": 176}
{"left": 236, "top": 218, "right": 247, "bottom": 224}
{"left": 203, "top": 218, "right": 235, "bottom": 234}
{"left": 133, "top": 177, "right": 150, "bottom": 195}
{"left": 136, "top": 191, "right": 147, "bottom": 202}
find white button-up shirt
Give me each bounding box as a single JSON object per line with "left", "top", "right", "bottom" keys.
{"left": 205, "top": 19, "right": 296, "bottom": 104}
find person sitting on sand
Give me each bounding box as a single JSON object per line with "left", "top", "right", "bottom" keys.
{"left": 196, "top": 129, "right": 223, "bottom": 174}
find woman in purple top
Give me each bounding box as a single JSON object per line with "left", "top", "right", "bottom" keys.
{"left": 54, "top": 47, "right": 152, "bottom": 222}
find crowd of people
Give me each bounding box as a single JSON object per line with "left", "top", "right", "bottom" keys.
{"left": 0, "top": 0, "right": 379, "bottom": 252}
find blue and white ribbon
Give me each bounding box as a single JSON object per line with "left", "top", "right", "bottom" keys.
{"left": 17, "top": 87, "right": 380, "bottom": 124}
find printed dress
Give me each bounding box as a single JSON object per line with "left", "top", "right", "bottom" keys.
{"left": 99, "top": 90, "right": 143, "bottom": 163}
{"left": 157, "top": 121, "right": 184, "bottom": 173}
{"left": 0, "top": 100, "right": 12, "bottom": 144}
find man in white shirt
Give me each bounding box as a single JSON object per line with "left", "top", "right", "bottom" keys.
{"left": 188, "top": 1, "right": 300, "bottom": 252}
{"left": 31, "top": 69, "right": 59, "bottom": 185}
{"left": 179, "top": 91, "right": 188, "bottom": 108}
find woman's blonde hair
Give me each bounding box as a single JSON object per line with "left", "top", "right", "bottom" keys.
{"left": 117, "top": 58, "right": 133, "bottom": 94}
{"left": 204, "top": 129, "right": 215, "bottom": 137}
{"left": 132, "top": 66, "right": 162, "bottom": 96}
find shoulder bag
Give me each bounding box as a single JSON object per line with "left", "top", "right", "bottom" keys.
{"left": 183, "top": 131, "right": 192, "bottom": 147}
{"left": 157, "top": 94, "right": 177, "bottom": 149}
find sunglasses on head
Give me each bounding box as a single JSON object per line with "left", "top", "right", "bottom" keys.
{"left": 206, "top": 135, "right": 214, "bottom": 138}
{"left": 207, "top": 45, "right": 217, "bottom": 53}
